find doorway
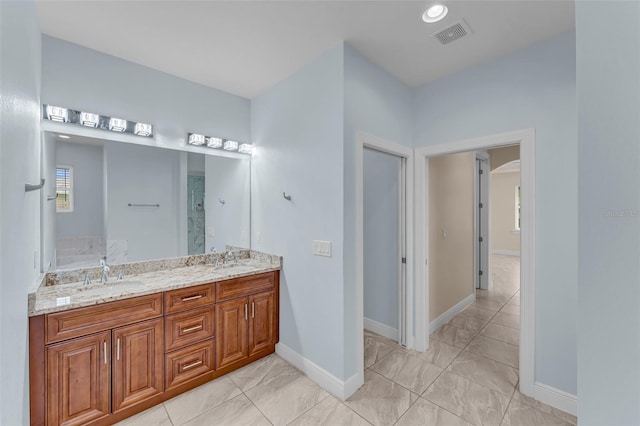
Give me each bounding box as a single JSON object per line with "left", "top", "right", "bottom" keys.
{"left": 415, "top": 128, "right": 536, "bottom": 397}
{"left": 355, "top": 131, "right": 414, "bottom": 390}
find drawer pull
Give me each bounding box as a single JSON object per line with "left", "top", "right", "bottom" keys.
{"left": 181, "top": 324, "right": 203, "bottom": 334}
{"left": 116, "top": 338, "right": 120, "bottom": 361}
{"left": 244, "top": 303, "right": 248, "bottom": 320}
{"left": 181, "top": 294, "right": 203, "bottom": 302}
{"left": 182, "top": 360, "right": 203, "bottom": 371}
{"left": 251, "top": 302, "right": 255, "bottom": 318}
{"left": 103, "top": 341, "right": 107, "bottom": 365}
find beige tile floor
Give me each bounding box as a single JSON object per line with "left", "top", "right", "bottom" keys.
{"left": 118, "top": 256, "right": 576, "bottom": 426}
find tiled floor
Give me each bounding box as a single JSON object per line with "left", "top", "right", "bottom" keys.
{"left": 118, "top": 256, "right": 576, "bottom": 426}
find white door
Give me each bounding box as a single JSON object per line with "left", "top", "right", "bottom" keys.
{"left": 363, "top": 148, "right": 406, "bottom": 345}
{"left": 476, "top": 156, "right": 490, "bottom": 289}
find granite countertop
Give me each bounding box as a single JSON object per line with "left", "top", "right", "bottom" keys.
{"left": 29, "top": 253, "right": 281, "bottom": 316}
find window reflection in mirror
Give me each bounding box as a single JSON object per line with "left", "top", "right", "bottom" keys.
{"left": 41, "top": 132, "right": 250, "bottom": 271}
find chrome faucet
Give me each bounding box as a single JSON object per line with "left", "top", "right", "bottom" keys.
{"left": 99, "top": 257, "right": 110, "bottom": 284}
{"left": 83, "top": 273, "right": 91, "bottom": 286}
{"left": 224, "top": 250, "right": 234, "bottom": 265}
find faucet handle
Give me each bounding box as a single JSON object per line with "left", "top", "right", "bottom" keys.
{"left": 84, "top": 274, "right": 91, "bottom": 286}
{"left": 117, "top": 271, "right": 124, "bottom": 281}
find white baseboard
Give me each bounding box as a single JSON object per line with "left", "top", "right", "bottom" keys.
{"left": 429, "top": 293, "right": 475, "bottom": 334}
{"left": 364, "top": 317, "right": 398, "bottom": 341}
{"left": 276, "top": 343, "right": 363, "bottom": 400}
{"left": 534, "top": 382, "right": 577, "bottom": 417}
{"left": 492, "top": 249, "right": 520, "bottom": 256}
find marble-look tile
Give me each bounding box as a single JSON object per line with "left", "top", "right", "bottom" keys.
{"left": 407, "top": 339, "right": 462, "bottom": 369}
{"left": 245, "top": 374, "right": 329, "bottom": 426}
{"left": 500, "top": 303, "right": 520, "bottom": 315}
{"left": 513, "top": 391, "right": 577, "bottom": 425}
{"left": 467, "top": 335, "right": 519, "bottom": 368}
{"left": 228, "top": 354, "right": 299, "bottom": 392}
{"left": 364, "top": 332, "right": 396, "bottom": 368}
{"left": 164, "top": 376, "right": 241, "bottom": 425}
{"left": 447, "top": 351, "right": 518, "bottom": 396}
{"left": 182, "top": 394, "right": 271, "bottom": 426}
{"left": 423, "top": 371, "right": 509, "bottom": 426}
{"left": 345, "top": 370, "right": 413, "bottom": 426}
{"left": 371, "top": 350, "right": 443, "bottom": 394}
{"left": 431, "top": 325, "right": 476, "bottom": 348}
{"left": 473, "top": 297, "right": 505, "bottom": 312}
{"left": 461, "top": 305, "right": 497, "bottom": 322}
{"left": 502, "top": 399, "right": 573, "bottom": 426}
{"left": 476, "top": 290, "right": 512, "bottom": 304}
{"left": 491, "top": 312, "right": 520, "bottom": 330}
{"left": 481, "top": 323, "right": 520, "bottom": 346}
{"left": 447, "top": 313, "right": 489, "bottom": 332}
{"left": 116, "top": 404, "right": 172, "bottom": 426}
{"left": 289, "top": 395, "right": 370, "bottom": 426}
{"left": 396, "top": 397, "right": 472, "bottom": 426}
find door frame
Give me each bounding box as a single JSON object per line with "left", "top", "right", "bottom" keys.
{"left": 356, "top": 131, "right": 415, "bottom": 382}
{"left": 415, "top": 128, "right": 536, "bottom": 396}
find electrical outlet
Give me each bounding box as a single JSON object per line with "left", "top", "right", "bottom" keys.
{"left": 312, "top": 240, "right": 332, "bottom": 257}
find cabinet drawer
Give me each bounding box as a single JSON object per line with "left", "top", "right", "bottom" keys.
{"left": 165, "top": 339, "right": 215, "bottom": 390}
{"left": 165, "top": 306, "right": 215, "bottom": 351}
{"left": 216, "top": 272, "right": 276, "bottom": 302}
{"left": 165, "top": 284, "right": 215, "bottom": 314}
{"left": 46, "top": 294, "right": 163, "bottom": 344}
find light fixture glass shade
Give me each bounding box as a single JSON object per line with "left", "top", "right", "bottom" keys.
{"left": 223, "top": 140, "right": 239, "bottom": 151}
{"left": 109, "top": 118, "right": 127, "bottom": 132}
{"left": 238, "top": 144, "right": 253, "bottom": 154}
{"left": 207, "top": 137, "right": 223, "bottom": 148}
{"left": 134, "top": 122, "right": 153, "bottom": 136}
{"left": 46, "top": 105, "right": 68, "bottom": 123}
{"left": 422, "top": 4, "right": 448, "bottom": 23}
{"left": 188, "top": 133, "right": 206, "bottom": 145}
{"left": 79, "top": 112, "right": 99, "bottom": 127}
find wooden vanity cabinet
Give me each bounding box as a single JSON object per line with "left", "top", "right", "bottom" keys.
{"left": 216, "top": 273, "right": 278, "bottom": 370}
{"left": 30, "top": 271, "right": 279, "bottom": 426}
{"left": 46, "top": 331, "right": 111, "bottom": 426}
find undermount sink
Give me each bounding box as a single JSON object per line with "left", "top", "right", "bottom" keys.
{"left": 76, "top": 280, "right": 143, "bottom": 295}
{"left": 215, "top": 265, "right": 258, "bottom": 275}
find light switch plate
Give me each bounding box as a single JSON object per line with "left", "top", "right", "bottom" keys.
{"left": 312, "top": 240, "right": 332, "bottom": 257}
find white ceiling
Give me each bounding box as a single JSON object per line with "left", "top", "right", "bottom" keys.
{"left": 36, "top": 1, "right": 575, "bottom": 99}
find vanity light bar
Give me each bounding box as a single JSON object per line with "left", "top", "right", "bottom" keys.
{"left": 186, "top": 132, "right": 252, "bottom": 155}
{"left": 42, "top": 104, "right": 154, "bottom": 138}
{"left": 223, "top": 140, "right": 239, "bottom": 151}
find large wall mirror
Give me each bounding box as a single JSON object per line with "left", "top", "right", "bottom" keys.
{"left": 41, "top": 132, "right": 251, "bottom": 271}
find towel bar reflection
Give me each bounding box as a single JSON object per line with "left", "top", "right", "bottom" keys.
{"left": 128, "top": 203, "right": 160, "bottom": 207}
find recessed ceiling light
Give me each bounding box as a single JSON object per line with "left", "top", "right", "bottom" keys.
{"left": 58, "top": 135, "right": 70, "bottom": 139}
{"left": 422, "top": 4, "right": 448, "bottom": 23}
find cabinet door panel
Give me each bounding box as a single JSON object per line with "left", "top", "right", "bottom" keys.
{"left": 249, "top": 291, "right": 276, "bottom": 356}
{"left": 112, "top": 318, "right": 163, "bottom": 412}
{"left": 216, "top": 298, "right": 248, "bottom": 369}
{"left": 46, "top": 331, "right": 111, "bottom": 426}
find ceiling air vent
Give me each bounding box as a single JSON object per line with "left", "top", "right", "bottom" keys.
{"left": 433, "top": 20, "right": 472, "bottom": 45}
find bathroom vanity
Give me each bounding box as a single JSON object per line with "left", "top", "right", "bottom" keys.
{"left": 28, "top": 251, "right": 281, "bottom": 426}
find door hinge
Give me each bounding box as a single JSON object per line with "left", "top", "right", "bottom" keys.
{"left": 479, "top": 236, "right": 483, "bottom": 242}
{"left": 479, "top": 270, "right": 484, "bottom": 276}
{"left": 401, "top": 257, "right": 407, "bottom": 264}
{"left": 479, "top": 169, "right": 484, "bottom": 175}
{"left": 479, "top": 202, "right": 483, "bottom": 208}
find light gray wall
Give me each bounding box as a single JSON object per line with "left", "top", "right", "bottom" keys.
{"left": 343, "top": 44, "right": 413, "bottom": 377}
{"left": 577, "top": 1, "right": 640, "bottom": 424}
{"left": 251, "top": 45, "right": 346, "bottom": 379}
{"left": 0, "top": 1, "right": 41, "bottom": 423}
{"left": 363, "top": 148, "right": 400, "bottom": 330}
{"left": 414, "top": 32, "right": 577, "bottom": 395}
{"left": 55, "top": 141, "right": 104, "bottom": 239}
{"left": 205, "top": 155, "right": 251, "bottom": 251}
{"left": 41, "top": 35, "right": 251, "bottom": 153}
{"left": 104, "top": 143, "right": 181, "bottom": 262}
{"left": 41, "top": 132, "right": 57, "bottom": 271}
